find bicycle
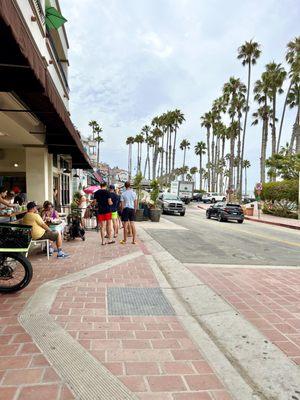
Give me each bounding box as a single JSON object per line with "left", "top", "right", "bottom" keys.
{"left": 0, "top": 223, "right": 33, "bottom": 292}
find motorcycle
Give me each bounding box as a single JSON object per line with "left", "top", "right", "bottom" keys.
{"left": 0, "top": 223, "right": 33, "bottom": 292}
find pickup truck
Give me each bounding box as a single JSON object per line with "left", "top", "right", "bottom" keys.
{"left": 202, "top": 192, "right": 226, "bottom": 204}
{"left": 157, "top": 193, "right": 186, "bottom": 216}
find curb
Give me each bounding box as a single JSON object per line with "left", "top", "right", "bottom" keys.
{"left": 244, "top": 216, "right": 300, "bottom": 230}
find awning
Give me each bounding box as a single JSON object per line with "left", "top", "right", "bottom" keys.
{"left": 0, "top": 0, "right": 91, "bottom": 169}
{"left": 86, "top": 170, "right": 102, "bottom": 185}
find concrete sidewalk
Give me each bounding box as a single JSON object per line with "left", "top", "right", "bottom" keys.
{"left": 244, "top": 213, "right": 299, "bottom": 230}
{"left": 1, "top": 227, "right": 300, "bottom": 399}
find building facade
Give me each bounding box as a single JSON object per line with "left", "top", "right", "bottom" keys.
{"left": 0, "top": 0, "right": 91, "bottom": 206}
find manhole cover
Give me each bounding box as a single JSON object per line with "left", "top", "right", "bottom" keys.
{"left": 107, "top": 287, "right": 175, "bottom": 316}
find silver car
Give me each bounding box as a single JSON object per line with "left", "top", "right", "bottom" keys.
{"left": 157, "top": 193, "right": 186, "bottom": 216}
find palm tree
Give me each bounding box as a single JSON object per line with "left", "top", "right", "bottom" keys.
{"left": 264, "top": 62, "right": 287, "bottom": 157}
{"left": 287, "top": 82, "right": 300, "bottom": 150}
{"left": 253, "top": 75, "right": 273, "bottom": 183}
{"left": 278, "top": 37, "right": 300, "bottom": 151}
{"left": 88, "top": 120, "right": 98, "bottom": 140}
{"left": 179, "top": 139, "right": 190, "bottom": 179}
{"left": 141, "top": 125, "right": 151, "bottom": 180}
{"left": 135, "top": 134, "right": 144, "bottom": 174}
{"left": 223, "top": 77, "right": 246, "bottom": 198}
{"left": 194, "top": 141, "right": 207, "bottom": 190}
{"left": 252, "top": 104, "right": 272, "bottom": 183}
{"left": 94, "top": 125, "right": 103, "bottom": 166}
{"left": 242, "top": 160, "right": 251, "bottom": 196}
{"left": 190, "top": 167, "right": 198, "bottom": 183}
{"left": 126, "top": 136, "right": 135, "bottom": 180}
{"left": 172, "top": 109, "right": 185, "bottom": 171}
{"left": 237, "top": 40, "right": 261, "bottom": 197}
{"left": 200, "top": 112, "right": 214, "bottom": 190}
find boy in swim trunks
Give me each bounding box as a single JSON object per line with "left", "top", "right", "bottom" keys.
{"left": 93, "top": 182, "right": 114, "bottom": 245}
{"left": 109, "top": 185, "right": 120, "bottom": 238}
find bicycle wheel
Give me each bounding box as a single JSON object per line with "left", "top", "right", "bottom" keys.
{"left": 0, "top": 253, "right": 33, "bottom": 292}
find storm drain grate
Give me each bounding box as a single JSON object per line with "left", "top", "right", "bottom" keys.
{"left": 107, "top": 287, "right": 175, "bottom": 316}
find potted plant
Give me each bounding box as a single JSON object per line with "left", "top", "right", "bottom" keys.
{"left": 149, "top": 179, "right": 162, "bottom": 222}
{"left": 133, "top": 172, "right": 145, "bottom": 221}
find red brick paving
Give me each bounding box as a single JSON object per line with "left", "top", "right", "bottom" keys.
{"left": 49, "top": 250, "right": 232, "bottom": 399}
{"left": 0, "top": 232, "right": 138, "bottom": 400}
{"left": 0, "top": 231, "right": 233, "bottom": 399}
{"left": 188, "top": 266, "right": 300, "bottom": 366}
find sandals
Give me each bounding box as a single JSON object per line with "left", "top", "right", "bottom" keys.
{"left": 120, "top": 240, "right": 126, "bottom": 245}
{"left": 108, "top": 240, "right": 115, "bottom": 245}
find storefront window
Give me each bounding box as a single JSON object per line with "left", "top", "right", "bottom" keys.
{"left": 61, "top": 173, "right": 70, "bottom": 205}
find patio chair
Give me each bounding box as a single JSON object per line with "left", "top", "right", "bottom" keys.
{"left": 26, "top": 239, "right": 50, "bottom": 260}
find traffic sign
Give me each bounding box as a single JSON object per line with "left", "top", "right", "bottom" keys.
{"left": 255, "top": 182, "right": 263, "bottom": 191}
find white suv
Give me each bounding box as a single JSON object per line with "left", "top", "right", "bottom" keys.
{"left": 202, "top": 192, "right": 226, "bottom": 203}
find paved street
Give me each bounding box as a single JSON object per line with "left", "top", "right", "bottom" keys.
{"left": 145, "top": 206, "right": 300, "bottom": 266}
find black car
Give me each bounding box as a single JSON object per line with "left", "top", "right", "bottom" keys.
{"left": 206, "top": 202, "right": 244, "bottom": 223}
{"left": 192, "top": 193, "right": 203, "bottom": 202}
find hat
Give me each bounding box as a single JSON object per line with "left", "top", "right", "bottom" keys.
{"left": 109, "top": 184, "right": 115, "bottom": 190}
{"left": 27, "top": 201, "right": 37, "bottom": 210}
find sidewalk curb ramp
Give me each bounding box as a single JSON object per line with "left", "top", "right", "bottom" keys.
{"left": 139, "top": 227, "right": 300, "bottom": 400}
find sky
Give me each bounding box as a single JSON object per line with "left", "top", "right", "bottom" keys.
{"left": 62, "top": 0, "right": 299, "bottom": 193}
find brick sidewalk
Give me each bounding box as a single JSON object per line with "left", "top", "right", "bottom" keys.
{"left": 0, "top": 232, "right": 232, "bottom": 400}
{"left": 187, "top": 265, "right": 300, "bottom": 366}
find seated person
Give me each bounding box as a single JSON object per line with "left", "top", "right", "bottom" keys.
{"left": 14, "top": 191, "right": 26, "bottom": 206}
{"left": 23, "top": 202, "right": 69, "bottom": 258}
{"left": 41, "top": 201, "right": 60, "bottom": 222}
{"left": 5, "top": 191, "right": 16, "bottom": 205}
{"left": 0, "top": 186, "right": 19, "bottom": 214}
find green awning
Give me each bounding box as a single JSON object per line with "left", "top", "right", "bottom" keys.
{"left": 45, "top": 6, "right": 67, "bottom": 30}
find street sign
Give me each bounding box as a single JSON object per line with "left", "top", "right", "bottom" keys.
{"left": 255, "top": 182, "right": 263, "bottom": 191}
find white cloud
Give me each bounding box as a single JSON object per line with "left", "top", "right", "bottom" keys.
{"left": 140, "top": 31, "right": 173, "bottom": 58}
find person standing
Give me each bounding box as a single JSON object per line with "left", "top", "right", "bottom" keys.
{"left": 109, "top": 185, "right": 120, "bottom": 238}
{"left": 120, "top": 181, "right": 137, "bottom": 244}
{"left": 93, "top": 182, "right": 114, "bottom": 245}
{"left": 76, "top": 190, "right": 88, "bottom": 228}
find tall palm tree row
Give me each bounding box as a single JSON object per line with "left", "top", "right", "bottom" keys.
{"left": 124, "top": 36, "right": 299, "bottom": 194}
{"left": 125, "top": 109, "right": 185, "bottom": 182}
{"left": 199, "top": 36, "right": 298, "bottom": 195}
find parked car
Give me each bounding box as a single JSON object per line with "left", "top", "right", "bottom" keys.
{"left": 206, "top": 202, "right": 244, "bottom": 223}
{"left": 242, "top": 196, "right": 256, "bottom": 204}
{"left": 157, "top": 193, "right": 186, "bottom": 216}
{"left": 202, "top": 192, "right": 226, "bottom": 203}
{"left": 192, "top": 192, "right": 203, "bottom": 202}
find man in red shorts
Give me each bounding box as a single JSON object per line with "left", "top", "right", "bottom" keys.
{"left": 93, "top": 182, "right": 114, "bottom": 245}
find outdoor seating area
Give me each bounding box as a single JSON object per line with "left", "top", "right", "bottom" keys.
{"left": 0, "top": 185, "right": 84, "bottom": 261}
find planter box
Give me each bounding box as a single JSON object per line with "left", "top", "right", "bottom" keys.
{"left": 245, "top": 208, "right": 254, "bottom": 216}
{"left": 135, "top": 209, "right": 145, "bottom": 221}
{"left": 149, "top": 209, "right": 162, "bottom": 222}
